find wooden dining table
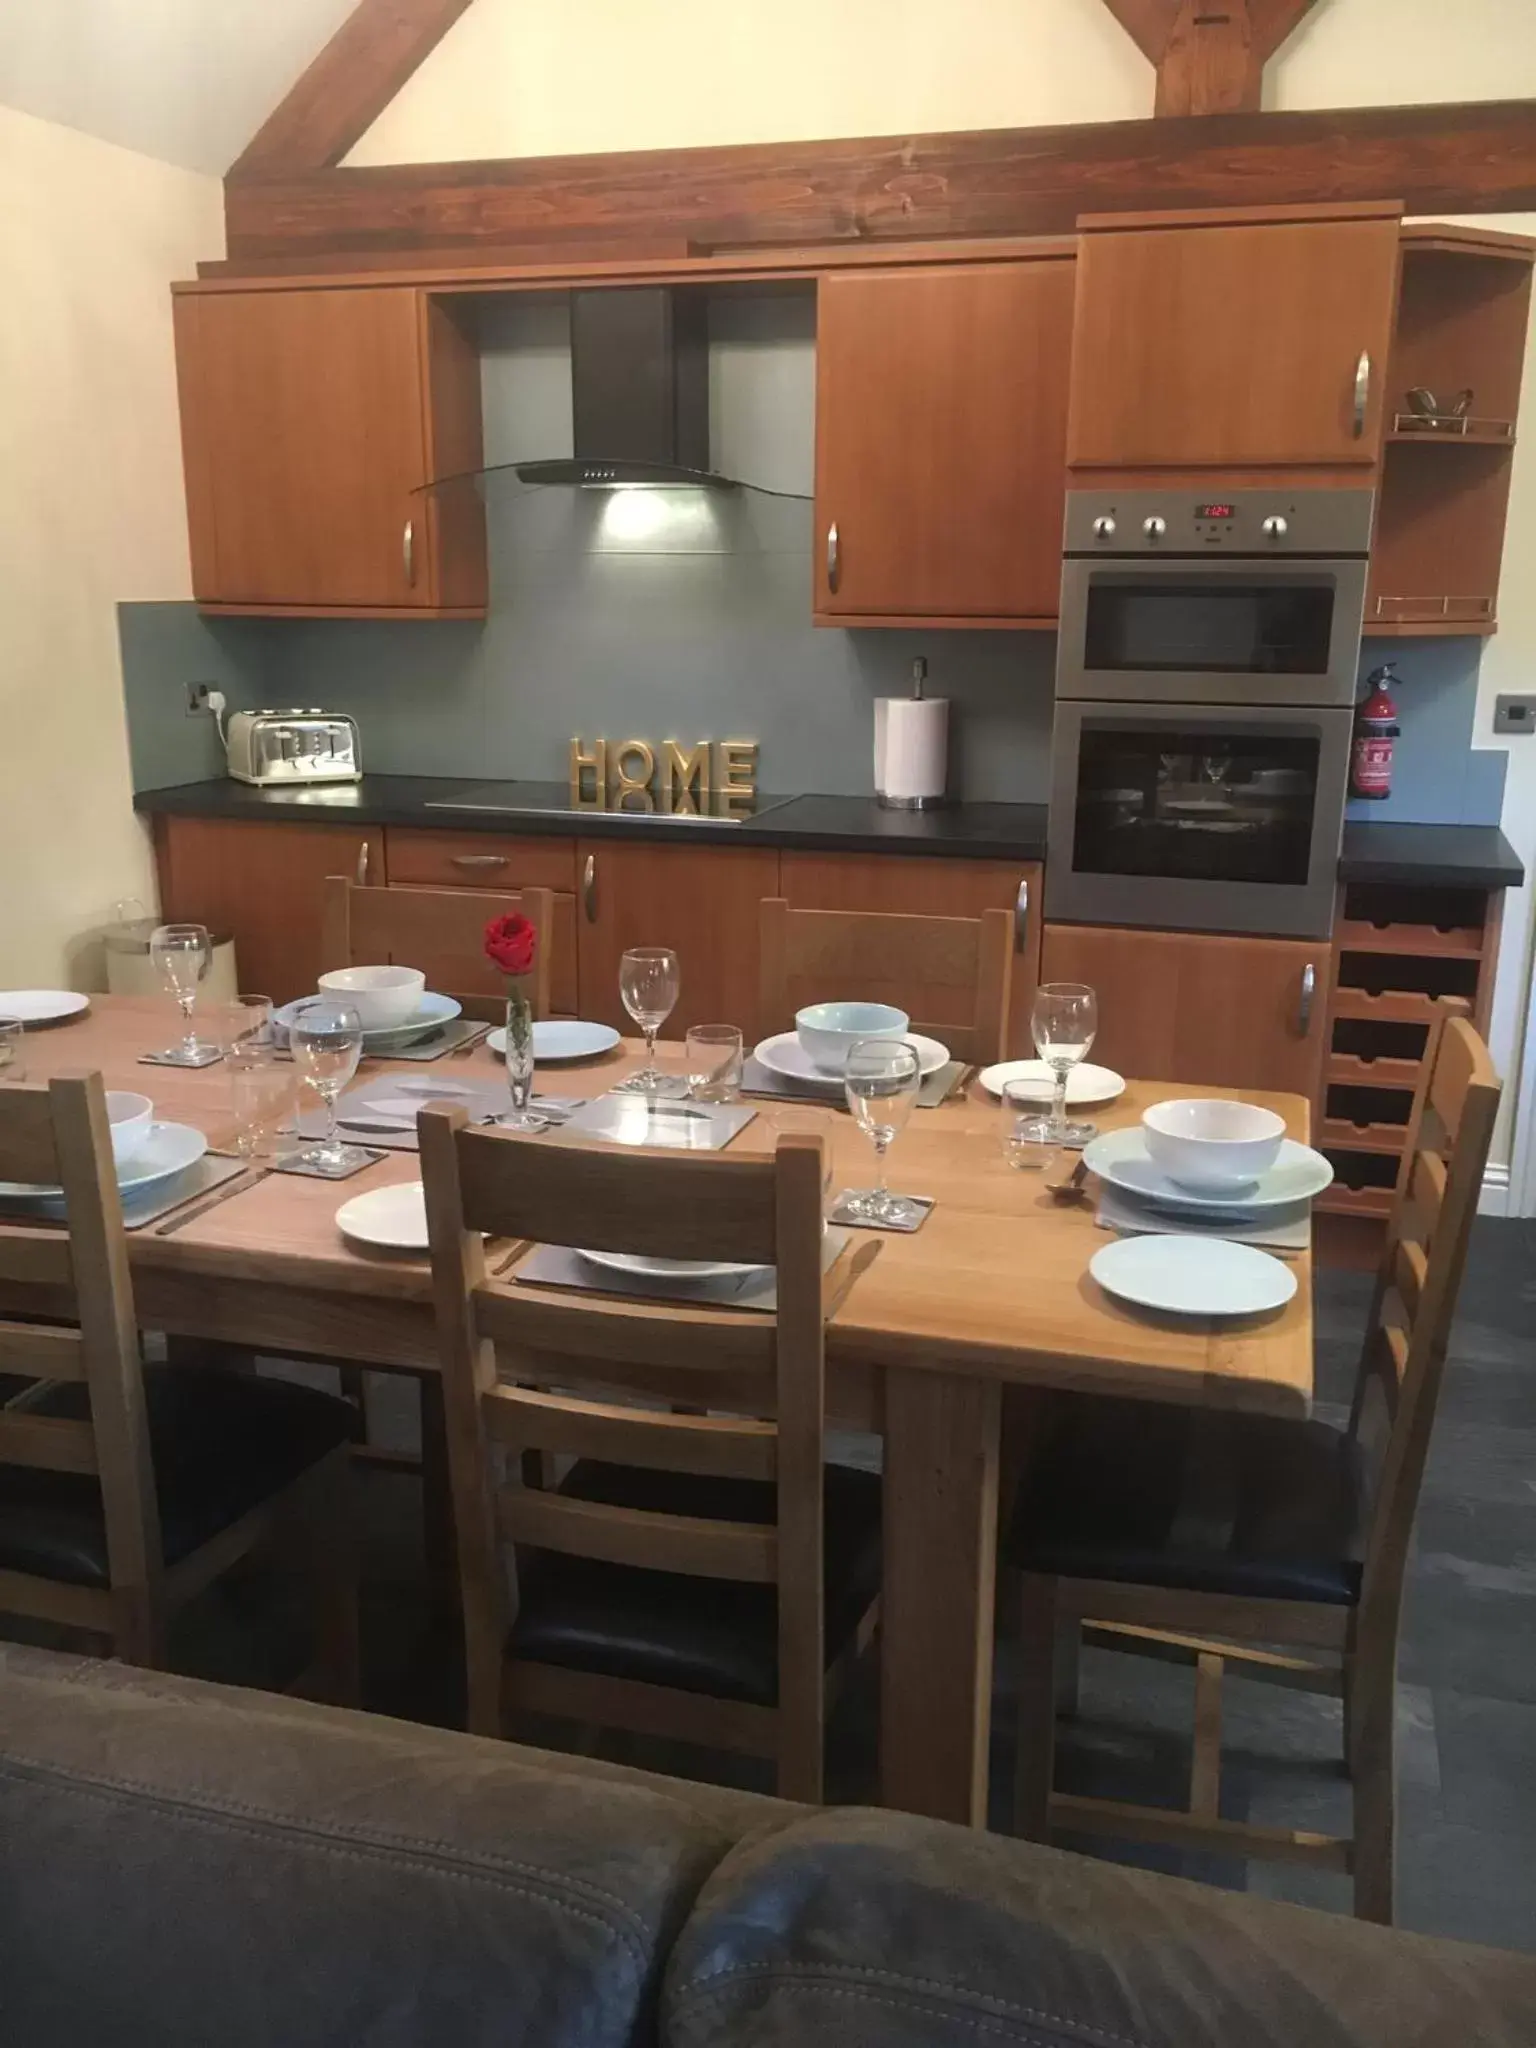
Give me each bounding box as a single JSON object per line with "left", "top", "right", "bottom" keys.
{"left": 1, "top": 995, "right": 1314, "bottom": 1825}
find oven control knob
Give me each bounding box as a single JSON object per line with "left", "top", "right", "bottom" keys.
{"left": 1142, "top": 515, "right": 1167, "bottom": 541}
{"left": 1092, "top": 515, "right": 1117, "bottom": 541}
{"left": 1262, "top": 514, "right": 1290, "bottom": 540}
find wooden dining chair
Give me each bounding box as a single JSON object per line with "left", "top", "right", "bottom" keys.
{"left": 0, "top": 1072, "right": 359, "bottom": 1696}
{"left": 1005, "top": 1016, "right": 1499, "bottom": 1924}
{"left": 758, "top": 896, "right": 1013, "bottom": 1064}
{"left": 321, "top": 875, "right": 555, "bottom": 1024}
{"left": 419, "top": 1112, "right": 881, "bottom": 1801}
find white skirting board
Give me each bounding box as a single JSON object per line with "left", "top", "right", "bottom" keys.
{"left": 1479, "top": 1163, "right": 1514, "bottom": 1218}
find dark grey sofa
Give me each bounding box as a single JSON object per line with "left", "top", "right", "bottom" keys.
{"left": 1, "top": 1645, "right": 1532, "bottom": 2047}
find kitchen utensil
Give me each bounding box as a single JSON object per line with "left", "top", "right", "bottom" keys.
{"left": 317, "top": 964, "right": 425, "bottom": 1031}
{"left": 755, "top": 1031, "right": 949, "bottom": 1088}
{"left": 978, "top": 1059, "right": 1124, "bottom": 1105}
{"left": 0, "top": 990, "right": 89, "bottom": 1025}
{"left": 225, "top": 709, "right": 361, "bottom": 788}
{"left": 0, "top": 1122, "right": 208, "bottom": 1206}
{"left": 1032, "top": 982, "right": 1099, "bottom": 1146}
{"left": 0, "top": 1019, "right": 25, "bottom": 1081}
{"left": 1084, "top": 1126, "right": 1333, "bottom": 1213}
{"left": 1142, "top": 1097, "right": 1286, "bottom": 1191}
{"left": 685, "top": 1024, "right": 744, "bottom": 1101}
{"left": 795, "top": 1001, "right": 910, "bottom": 1075}
{"left": 487, "top": 1020, "right": 621, "bottom": 1062}
{"left": 1048, "top": 1156, "right": 1091, "bottom": 1203}
{"left": 844, "top": 1038, "right": 922, "bottom": 1226}
{"left": 153, "top": 1167, "right": 268, "bottom": 1237}
{"left": 150, "top": 923, "right": 213, "bottom": 1060}
{"left": 1090, "top": 1233, "right": 1297, "bottom": 1318}
{"left": 274, "top": 991, "right": 462, "bottom": 1051}
{"left": 106, "top": 1092, "right": 155, "bottom": 1166}
{"left": 619, "top": 947, "right": 681, "bottom": 1094}
{"left": 577, "top": 1247, "right": 762, "bottom": 1284}
{"left": 289, "top": 999, "right": 368, "bottom": 1175}
{"left": 999, "top": 1083, "right": 1059, "bottom": 1173}
{"left": 335, "top": 1180, "right": 432, "bottom": 1252}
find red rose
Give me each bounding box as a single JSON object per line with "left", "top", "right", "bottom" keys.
{"left": 484, "top": 912, "right": 537, "bottom": 977}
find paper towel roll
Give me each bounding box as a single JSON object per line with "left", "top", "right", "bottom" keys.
{"left": 875, "top": 696, "right": 949, "bottom": 804}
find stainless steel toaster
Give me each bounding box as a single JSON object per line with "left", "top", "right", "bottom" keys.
{"left": 226, "top": 709, "right": 361, "bottom": 787}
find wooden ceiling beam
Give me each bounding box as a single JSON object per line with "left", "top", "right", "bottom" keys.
{"left": 229, "top": 0, "right": 475, "bottom": 179}
{"left": 1101, "top": 0, "right": 1320, "bottom": 116}
{"left": 221, "top": 98, "right": 1536, "bottom": 268}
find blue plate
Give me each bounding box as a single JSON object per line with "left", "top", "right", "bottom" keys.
{"left": 275, "top": 991, "right": 462, "bottom": 1049}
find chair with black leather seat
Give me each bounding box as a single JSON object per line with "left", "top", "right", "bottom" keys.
{"left": 1006, "top": 1015, "right": 1499, "bottom": 1923}
{"left": 419, "top": 1111, "right": 880, "bottom": 1801}
{"left": 0, "top": 1072, "right": 359, "bottom": 1695}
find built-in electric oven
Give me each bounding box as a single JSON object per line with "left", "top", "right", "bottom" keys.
{"left": 1047, "top": 488, "right": 1372, "bottom": 939}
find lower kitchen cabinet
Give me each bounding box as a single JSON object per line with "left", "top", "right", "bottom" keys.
{"left": 384, "top": 828, "right": 579, "bottom": 1015}
{"left": 576, "top": 840, "right": 782, "bottom": 1035}
{"left": 153, "top": 818, "right": 385, "bottom": 1005}
{"left": 778, "top": 852, "right": 1041, "bottom": 1056}
{"left": 1040, "top": 924, "right": 1331, "bottom": 1100}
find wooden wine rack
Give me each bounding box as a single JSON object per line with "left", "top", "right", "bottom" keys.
{"left": 1315, "top": 881, "right": 1502, "bottom": 1218}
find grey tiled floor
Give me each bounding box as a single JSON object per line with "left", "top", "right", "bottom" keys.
{"left": 159, "top": 1215, "right": 1536, "bottom": 1953}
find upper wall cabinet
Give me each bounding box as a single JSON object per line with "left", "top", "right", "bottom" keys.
{"left": 173, "top": 286, "right": 487, "bottom": 618}
{"left": 814, "top": 258, "right": 1075, "bottom": 627}
{"left": 1066, "top": 206, "right": 1403, "bottom": 473}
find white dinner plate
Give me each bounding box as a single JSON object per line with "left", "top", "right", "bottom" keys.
{"left": 486, "top": 1019, "right": 622, "bottom": 1063}
{"left": 978, "top": 1059, "right": 1126, "bottom": 1106}
{"left": 336, "top": 1181, "right": 431, "bottom": 1252}
{"left": 1091, "top": 1233, "right": 1297, "bottom": 1318}
{"left": 0, "top": 989, "right": 90, "bottom": 1025}
{"left": 577, "top": 1247, "right": 764, "bottom": 1283}
{"left": 1084, "top": 1126, "right": 1334, "bottom": 1214}
{"left": 276, "top": 992, "right": 462, "bottom": 1049}
{"left": 753, "top": 1031, "right": 950, "bottom": 1087}
{"left": 0, "top": 1121, "right": 207, "bottom": 1206}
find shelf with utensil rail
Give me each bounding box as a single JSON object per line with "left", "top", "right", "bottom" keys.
{"left": 1315, "top": 879, "right": 1503, "bottom": 1220}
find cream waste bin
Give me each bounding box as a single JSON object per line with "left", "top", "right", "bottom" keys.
{"left": 104, "top": 920, "right": 239, "bottom": 1005}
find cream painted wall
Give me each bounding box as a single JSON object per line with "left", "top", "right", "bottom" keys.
{"left": 348, "top": 0, "right": 1532, "bottom": 166}
{"left": 0, "top": 105, "right": 223, "bottom": 987}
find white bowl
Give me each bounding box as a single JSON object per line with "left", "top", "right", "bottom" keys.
{"left": 317, "top": 965, "right": 426, "bottom": 1031}
{"left": 106, "top": 1091, "right": 155, "bottom": 1166}
{"left": 1142, "top": 1097, "right": 1286, "bottom": 1192}
{"left": 794, "top": 1002, "right": 910, "bottom": 1076}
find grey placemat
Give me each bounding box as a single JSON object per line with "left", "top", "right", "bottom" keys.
{"left": 1095, "top": 1183, "right": 1312, "bottom": 1255}
{"left": 741, "top": 1058, "right": 965, "bottom": 1109}
{"left": 512, "top": 1227, "right": 850, "bottom": 1313}
{"left": 565, "top": 1094, "right": 757, "bottom": 1150}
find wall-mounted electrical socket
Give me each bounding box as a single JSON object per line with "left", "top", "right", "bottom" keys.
{"left": 185, "top": 681, "right": 224, "bottom": 716}
{"left": 1493, "top": 693, "right": 1536, "bottom": 736}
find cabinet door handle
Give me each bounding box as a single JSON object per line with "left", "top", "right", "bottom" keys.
{"left": 1352, "top": 352, "right": 1371, "bottom": 439}
{"left": 1014, "top": 875, "right": 1029, "bottom": 955}
{"left": 825, "top": 521, "right": 841, "bottom": 594}
{"left": 1297, "top": 961, "right": 1316, "bottom": 1035}
{"left": 450, "top": 852, "right": 509, "bottom": 871}
{"left": 582, "top": 853, "right": 597, "bottom": 923}
{"left": 402, "top": 518, "right": 416, "bottom": 587}
{"left": 356, "top": 840, "right": 370, "bottom": 886}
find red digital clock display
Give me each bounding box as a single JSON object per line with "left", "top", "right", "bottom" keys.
{"left": 1196, "top": 502, "right": 1236, "bottom": 520}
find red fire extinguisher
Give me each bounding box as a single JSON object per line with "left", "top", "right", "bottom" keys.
{"left": 1351, "top": 662, "right": 1400, "bottom": 800}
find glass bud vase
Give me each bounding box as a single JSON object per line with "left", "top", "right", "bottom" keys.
{"left": 503, "top": 984, "right": 538, "bottom": 1129}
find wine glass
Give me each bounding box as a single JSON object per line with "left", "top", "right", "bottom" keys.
{"left": 843, "top": 1038, "right": 922, "bottom": 1227}
{"left": 150, "top": 923, "right": 212, "bottom": 1060}
{"left": 619, "top": 947, "right": 680, "bottom": 1095}
{"left": 1031, "top": 982, "right": 1098, "bottom": 1147}
{"left": 289, "top": 999, "right": 366, "bottom": 1175}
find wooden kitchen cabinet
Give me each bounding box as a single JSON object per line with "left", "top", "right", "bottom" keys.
{"left": 384, "top": 828, "right": 579, "bottom": 1015}
{"left": 778, "top": 851, "right": 1041, "bottom": 1056}
{"left": 576, "top": 841, "right": 781, "bottom": 1036}
{"left": 153, "top": 817, "right": 386, "bottom": 1005}
{"left": 814, "top": 259, "right": 1075, "bottom": 625}
{"left": 1041, "top": 924, "right": 1331, "bottom": 1100}
{"left": 173, "top": 285, "right": 486, "bottom": 616}
{"left": 1067, "top": 206, "right": 1402, "bottom": 472}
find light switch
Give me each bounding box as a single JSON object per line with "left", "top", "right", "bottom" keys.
{"left": 1493, "top": 694, "right": 1536, "bottom": 735}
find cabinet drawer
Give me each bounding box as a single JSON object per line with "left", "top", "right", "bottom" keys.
{"left": 385, "top": 829, "right": 577, "bottom": 891}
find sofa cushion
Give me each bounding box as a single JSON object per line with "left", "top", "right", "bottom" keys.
{"left": 0, "top": 1364, "right": 355, "bottom": 1587}
{"left": 0, "top": 1645, "right": 783, "bottom": 2048}
{"left": 665, "top": 1809, "right": 1536, "bottom": 2048}
{"left": 511, "top": 1460, "right": 881, "bottom": 1704}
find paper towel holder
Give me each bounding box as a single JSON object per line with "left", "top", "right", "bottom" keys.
{"left": 875, "top": 657, "right": 951, "bottom": 811}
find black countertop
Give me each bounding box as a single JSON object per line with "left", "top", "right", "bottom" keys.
{"left": 133, "top": 777, "right": 1052, "bottom": 862}
{"left": 133, "top": 777, "right": 1524, "bottom": 889}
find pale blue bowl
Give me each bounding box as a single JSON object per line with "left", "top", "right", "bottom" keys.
{"left": 795, "top": 1001, "right": 910, "bottom": 1075}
